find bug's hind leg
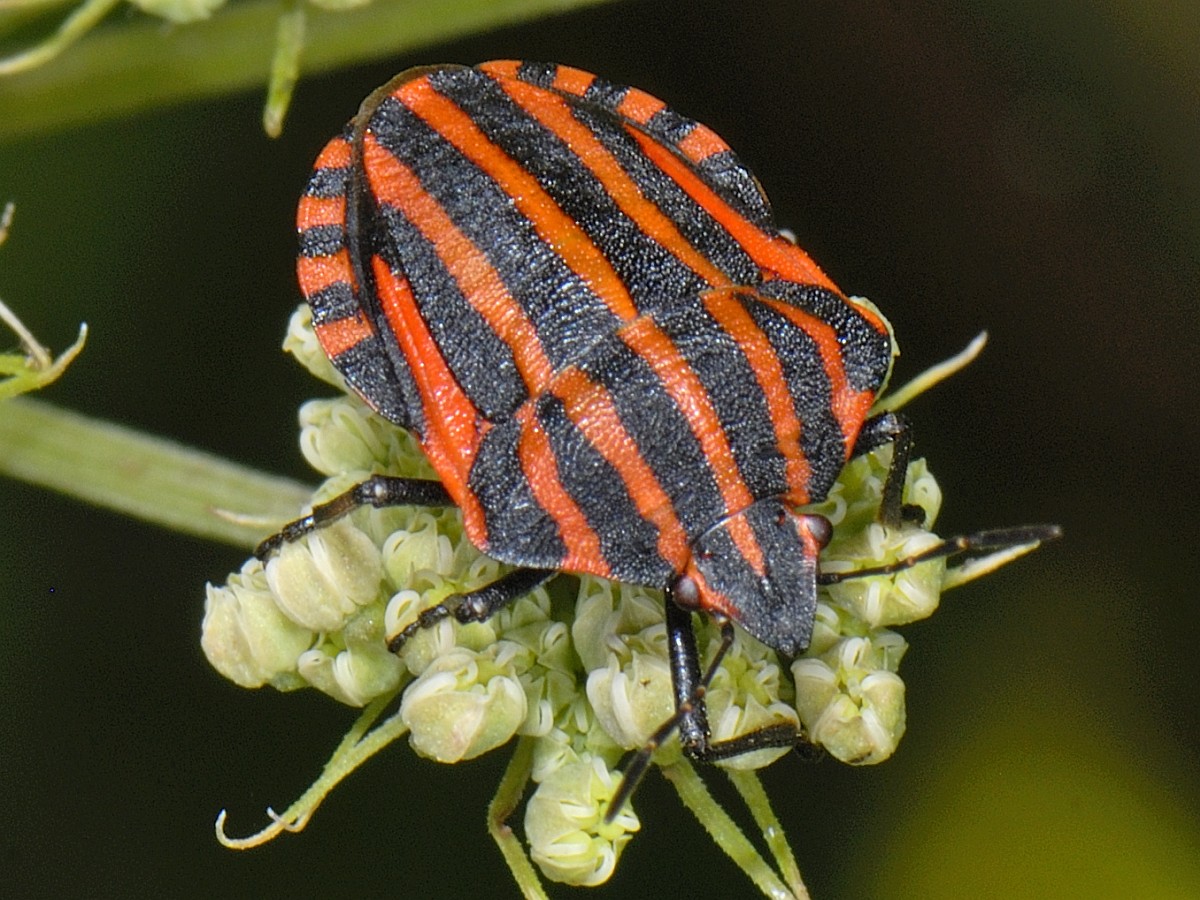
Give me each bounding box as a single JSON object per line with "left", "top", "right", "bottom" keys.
{"left": 255, "top": 475, "right": 453, "bottom": 558}
{"left": 386, "top": 567, "right": 555, "bottom": 653}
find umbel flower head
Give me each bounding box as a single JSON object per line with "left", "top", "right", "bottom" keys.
{"left": 202, "top": 306, "right": 1050, "bottom": 896}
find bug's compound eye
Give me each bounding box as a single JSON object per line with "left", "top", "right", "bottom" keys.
{"left": 671, "top": 574, "right": 702, "bottom": 611}
{"left": 802, "top": 514, "right": 833, "bottom": 550}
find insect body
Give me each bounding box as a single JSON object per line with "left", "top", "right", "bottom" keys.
{"left": 273, "top": 61, "right": 1054, "bottom": 791}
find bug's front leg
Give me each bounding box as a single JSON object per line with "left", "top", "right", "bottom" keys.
{"left": 255, "top": 474, "right": 453, "bottom": 558}
{"left": 851, "top": 411, "right": 915, "bottom": 528}
{"left": 604, "top": 601, "right": 804, "bottom": 822}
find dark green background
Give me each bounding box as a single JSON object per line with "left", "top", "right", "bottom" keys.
{"left": 2, "top": 1, "right": 1197, "bottom": 897}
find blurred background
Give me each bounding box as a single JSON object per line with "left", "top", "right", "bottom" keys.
{"left": 1, "top": 1, "right": 1197, "bottom": 897}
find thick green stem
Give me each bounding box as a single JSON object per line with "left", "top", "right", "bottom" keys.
{"left": 0, "top": 396, "right": 311, "bottom": 547}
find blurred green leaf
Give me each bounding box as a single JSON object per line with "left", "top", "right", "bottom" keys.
{"left": 0, "top": 0, "right": 617, "bottom": 141}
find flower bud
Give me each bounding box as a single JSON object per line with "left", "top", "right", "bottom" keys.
{"left": 585, "top": 646, "right": 676, "bottom": 755}
{"left": 294, "top": 603, "right": 405, "bottom": 706}
{"left": 201, "top": 561, "right": 313, "bottom": 690}
{"left": 525, "top": 757, "right": 640, "bottom": 886}
{"left": 284, "top": 304, "right": 343, "bottom": 387}
{"left": 701, "top": 628, "right": 799, "bottom": 770}
{"left": 400, "top": 645, "right": 530, "bottom": 763}
{"left": 264, "top": 518, "right": 384, "bottom": 632}
{"left": 572, "top": 577, "right": 664, "bottom": 672}
{"left": 792, "top": 631, "right": 908, "bottom": 764}
{"left": 822, "top": 523, "right": 947, "bottom": 627}
{"left": 298, "top": 398, "right": 389, "bottom": 476}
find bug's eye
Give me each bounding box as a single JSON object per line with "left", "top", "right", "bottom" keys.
{"left": 805, "top": 514, "right": 833, "bottom": 549}
{"left": 671, "top": 575, "right": 702, "bottom": 611}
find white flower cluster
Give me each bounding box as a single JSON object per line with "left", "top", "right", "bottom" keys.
{"left": 202, "top": 305, "right": 955, "bottom": 886}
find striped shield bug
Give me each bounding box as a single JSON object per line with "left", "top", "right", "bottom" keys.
{"left": 263, "top": 61, "right": 1059, "bottom": 814}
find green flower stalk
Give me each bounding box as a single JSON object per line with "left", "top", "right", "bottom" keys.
{"left": 204, "top": 304, "right": 1051, "bottom": 896}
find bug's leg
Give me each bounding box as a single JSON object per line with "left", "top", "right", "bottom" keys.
{"left": 386, "top": 567, "right": 555, "bottom": 653}
{"left": 255, "top": 475, "right": 453, "bottom": 558}
{"left": 604, "top": 600, "right": 712, "bottom": 820}
{"left": 850, "top": 411, "right": 913, "bottom": 528}
{"left": 817, "top": 523, "right": 1062, "bottom": 585}
{"left": 605, "top": 608, "right": 802, "bottom": 822}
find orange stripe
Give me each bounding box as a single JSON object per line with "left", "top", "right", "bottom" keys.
{"left": 760, "top": 295, "right": 876, "bottom": 449}
{"left": 297, "top": 194, "right": 346, "bottom": 230}
{"left": 550, "top": 63, "right": 596, "bottom": 97}
{"left": 496, "top": 78, "right": 731, "bottom": 288}
{"left": 314, "top": 312, "right": 373, "bottom": 358}
{"left": 361, "top": 132, "right": 554, "bottom": 394}
{"left": 514, "top": 404, "right": 609, "bottom": 577}
{"left": 478, "top": 59, "right": 520, "bottom": 79}
{"left": 679, "top": 559, "right": 744, "bottom": 623}
{"left": 369, "top": 256, "right": 487, "bottom": 538}
{"left": 725, "top": 514, "right": 766, "bottom": 578}
{"left": 397, "top": 77, "right": 639, "bottom": 322}
{"left": 616, "top": 87, "right": 666, "bottom": 125}
{"left": 296, "top": 250, "right": 356, "bottom": 298}
{"left": 616, "top": 316, "right": 762, "bottom": 571}
{"left": 702, "top": 288, "right": 813, "bottom": 502}
{"left": 676, "top": 123, "right": 729, "bottom": 163}
{"left": 550, "top": 367, "right": 691, "bottom": 570}
{"left": 313, "top": 136, "right": 353, "bottom": 169}
{"left": 625, "top": 127, "right": 841, "bottom": 292}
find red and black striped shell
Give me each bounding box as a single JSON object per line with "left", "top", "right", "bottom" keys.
{"left": 295, "top": 61, "right": 893, "bottom": 656}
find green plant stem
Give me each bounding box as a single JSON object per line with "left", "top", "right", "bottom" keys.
{"left": 0, "top": 0, "right": 120, "bottom": 76}
{"left": 725, "top": 769, "right": 809, "bottom": 900}
{"left": 262, "top": 0, "right": 306, "bottom": 138}
{"left": 0, "top": 0, "right": 617, "bottom": 141}
{"left": 0, "top": 396, "right": 311, "bottom": 547}
{"left": 660, "top": 760, "right": 797, "bottom": 900}
{"left": 216, "top": 689, "right": 408, "bottom": 848}
{"left": 487, "top": 736, "right": 550, "bottom": 900}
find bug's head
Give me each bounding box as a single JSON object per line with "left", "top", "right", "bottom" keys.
{"left": 673, "top": 499, "right": 832, "bottom": 658}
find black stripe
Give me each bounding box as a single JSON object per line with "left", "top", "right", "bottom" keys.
{"left": 692, "top": 498, "right": 818, "bottom": 656}
{"left": 515, "top": 60, "right": 556, "bottom": 88}
{"left": 298, "top": 224, "right": 344, "bottom": 258}
{"left": 742, "top": 294, "right": 845, "bottom": 501}
{"left": 367, "top": 91, "right": 621, "bottom": 378}
{"left": 534, "top": 393, "right": 674, "bottom": 586}
{"left": 653, "top": 295, "right": 789, "bottom": 500}
{"left": 556, "top": 68, "right": 774, "bottom": 232}
{"left": 578, "top": 326, "right": 725, "bottom": 540}
{"left": 331, "top": 333, "right": 424, "bottom": 434}
{"left": 581, "top": 76, "right": 629, "bottom": 112}
{"left": 759, "top": 283, "right": 892, "bottom": 394}
{"left": 574, "top": 105, "right": 760, "bottom": 286}
{"left": 467, "top": 420, "right": 566, "bottom": 568}
{"left": 693, "top": 150, "right": 775, "bottom": 231}
{"left": 431, "top": 68, "right": 711, "bottom": 313}
{"left": 307, "top": 281, "right": 358, "bottom": 326}
{"left": 645, "top": 106, "right": 695, "bottom": 147}
{"left": 371, "top": 203, "right": 526, "bottom": 421}
{"left": 304, "top": 164, "right": 350, "bottom": 199}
